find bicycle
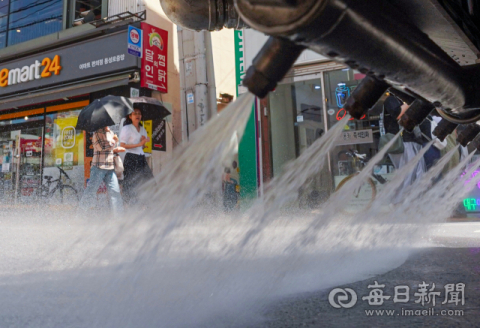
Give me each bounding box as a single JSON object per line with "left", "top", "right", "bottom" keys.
{"left": 37, "top": 166, "right": 79, "bottom": 205}
{"left": 335, "top": 149, "right": 388, "bottom": 214}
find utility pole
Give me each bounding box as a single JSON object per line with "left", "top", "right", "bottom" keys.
{"left": 177, "top": 27, "right": 217, "bottom": 140}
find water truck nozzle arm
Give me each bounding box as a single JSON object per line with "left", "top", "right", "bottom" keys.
{"left": 160, "top": 0, "right": 480, "bottom": 130}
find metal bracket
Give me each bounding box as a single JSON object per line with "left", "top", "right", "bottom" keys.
{"left": 89, "top": 10, "right": 146, "bottom": 28}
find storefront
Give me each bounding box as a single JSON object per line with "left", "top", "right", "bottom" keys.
{"left": 265, "top": 63, "right": 390, "bottom": 208}
{"left": 0, "top": 29, "right": 146, "bottom": 204}
{"left": 241, "top": 29, "right": 477, "bottom": 213}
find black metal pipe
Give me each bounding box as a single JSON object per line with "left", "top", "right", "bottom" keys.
{"left": 159, "top": 0, "right": 246, "bottom": 30}
{"left": 242, "top": 37, "right": 305, "bottom": 98}
{"left": 234, "top": 0, "right": 476, "bottom": 114}
{"left": 432, "top": 118, "right": 458, "bottom": 142}
{"left": 457, "top": 124, "right": 480, "bottom": 147}
{"left": 159, "top": 0, "right": 480, "bottom": 122}
{"left": 399, "top": 99, "right": 435, "bottom": 132}
{"left": 344, "top": 75, "right": 389, "bottom": 119}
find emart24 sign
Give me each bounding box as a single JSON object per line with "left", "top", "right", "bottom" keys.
{"left": 0, "top": 55, "right": 61, "bottom": 87}
{"left": 0, "top": 32, "right": 138, "bottom": 97}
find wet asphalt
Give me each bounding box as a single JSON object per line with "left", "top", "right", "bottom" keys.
{"left": 231, "top": 222, "right": 480, "bottom": 328}
{"left": 251, "top": 247, "right": 480, "bottom": 328}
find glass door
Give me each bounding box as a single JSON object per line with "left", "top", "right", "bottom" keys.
{"left": 0, "top": 131, "right": 15, "bottom": 201}
{"left": 16, "top": 126, "right": 44, "bottom": 203}
{"left": 0, "top": 111, "right": 44, "bottom": 204}
{"left": 268, "top": 76, "right": 331, "bottom": 208}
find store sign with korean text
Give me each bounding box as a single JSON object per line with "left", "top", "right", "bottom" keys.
{"left": 127, "top": 25, "right": 143, "bottom": 57}
{"left": 138, "top": 119, "right": 166, "bottom": 152}
{"left": 0, "top": 32, "right": 139, "bottom": 97}
{"left": 336, "top": 129, "right": 373, "bottom": 145}
{"left": 140, "top": 22, "right": 168, "bottom": 93}
{"left": 152, "top": 119, "right": 166, "bottom": 151}
{"left": 0, "top": 55, "right": 62, "bottom": 89}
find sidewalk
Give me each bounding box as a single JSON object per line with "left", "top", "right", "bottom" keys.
{"left": 0, "top": 203, "right": 77, "bottom": 212}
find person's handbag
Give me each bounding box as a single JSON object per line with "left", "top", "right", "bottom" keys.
{"left": 114, "top": 154, "right": 124, "bottom": 180}
{"left": 379, "top": 133, "right": 404, "bottom": 154}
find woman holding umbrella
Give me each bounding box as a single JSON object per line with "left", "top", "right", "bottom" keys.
{"left": 78, "top": 126, "right": 126, "bottom": 214}
{"left": 120, "top": 106, "right": 154, "bottom": 204}
{"left": 76, "top": 95, "right": 133, "bottom": 216}
{"left": 119, "top": 97, "right": 170, "bottom": 204}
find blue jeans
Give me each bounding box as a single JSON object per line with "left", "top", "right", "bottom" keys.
{"left": 423, "top": 144, "right": 441, "bottom": 171}
{"left": 78, "top": 166, "right": 124, "bottom": 216}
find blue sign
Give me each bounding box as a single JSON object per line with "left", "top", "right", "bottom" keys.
{"left": 127, "top": 25, "right": 143, "bottom": 58}
{"left": 187, "top": 93, "right": 194, "bottom": 104}
{"left": 336, "top": 83, "right": 350, "bottom": 108}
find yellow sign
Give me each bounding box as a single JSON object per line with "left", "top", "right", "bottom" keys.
{"left": 0, "top": 55, "right": 62, "bottom": 88}
{"left": 143, "top": 120, "right": 153, "bottom": 153}
{"left": 61, "top": 126, "right": 76, "bottom": 149}
{"left": 54, "top": 116, "right": 83, "bottom": 169}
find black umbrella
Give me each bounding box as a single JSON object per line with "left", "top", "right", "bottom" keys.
{"left": 76, "top": 95, "right": 134, "bottom": 132}
{"left": 130, "top": 97, "right": 171, "bottom": 121}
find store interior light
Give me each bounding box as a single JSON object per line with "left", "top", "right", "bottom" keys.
{"left": 16, "top": 29, "right": 20, "bottom": 32}
{"left": 314, "top": 85, "right": 321, "bottom": 90}
{"left": 24, "top": 116, "right": 28, "bottom": 120}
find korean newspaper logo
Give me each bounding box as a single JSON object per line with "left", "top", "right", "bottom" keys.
{"left": 329, "top": 281, "right": 465, "bottom": 317}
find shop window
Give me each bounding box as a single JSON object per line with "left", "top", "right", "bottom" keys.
{"left": 269, "top": 83, "right": 297, "bottom": 177}
{"left": 6, "top": 0, "right": 63, "bottom": 47}
{"left": 269, "top": 79, "right": 326, "bottom": 176}
{"left": 0, "top": 108, "right": 44, "bottom": 203}
{"left": 44, "top": 102, "right": 88, "bottom": 192}
{"left": 268, "top": 78, "right": 330, "bottom": 209}
{"left": 323, "top": 68, "right": 391, "bottom": 191}
{"left": 324, "top": 69, "right": 368, "bottom": 181}
{"left": 71, "top": 0, "right": 103, "bottom": 27}
{"left": 324, "top": 69, "right": 366, "bottom": 130}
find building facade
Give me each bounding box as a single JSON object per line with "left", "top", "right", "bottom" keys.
{"left": 0, "top": 0, "right": 180, "bottom": 204}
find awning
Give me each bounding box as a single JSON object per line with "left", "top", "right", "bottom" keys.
{"left": 0, "top": 72, "right": 134, "bottom": 111}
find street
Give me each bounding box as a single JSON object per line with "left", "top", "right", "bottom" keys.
{"left": 255, "top": 247, "right": 480, "bottom": 328}
{"left": 0, "top": 208, "right": 478, "bottom": 328}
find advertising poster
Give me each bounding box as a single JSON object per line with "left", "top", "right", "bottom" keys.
{"left": 53, "top": 116, "right": 83, "bottom": 170}
{"left": 143, "top": 120, "right": 153, "bottom": 153}
{"left": 140, "top": 22, "right": 168, "bottom": 93}
{"left": 152, "top": 119, "right": 166, "bottom": 152}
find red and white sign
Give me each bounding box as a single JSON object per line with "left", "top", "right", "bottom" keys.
{"left": 141, "top": 22, "right": 168, "bottom": 93}
{"left": 130, "top": 29, "right": 140, "bottom": 43}
{"left": 21, "top": 138, "right": 41, "bottom": 152}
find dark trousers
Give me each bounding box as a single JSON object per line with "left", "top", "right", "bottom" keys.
{"left": 122, "top": 153, "right": 154, "bottom": 204}
{"left": 423, "top": 144, "right": 441, "bottom": 170}
{"left": 223, "top": 179, "right": 238, "bottom": 212}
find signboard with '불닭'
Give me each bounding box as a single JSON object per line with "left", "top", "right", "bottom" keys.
{"left": 336, "top": 129, "right": 373, "bottom": 146}
{"left": 141, "top": 22, "right": 168, "bottom": 93}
